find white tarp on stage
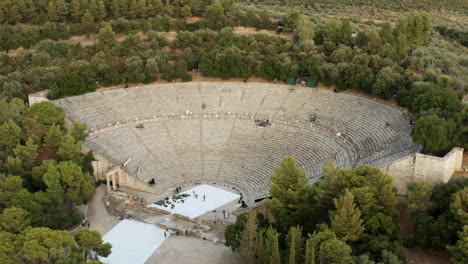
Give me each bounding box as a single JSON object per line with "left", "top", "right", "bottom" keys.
{"left": 148, "top": 184, "right": 240, "bottom": 218}
{"left": 99, "top": 219, "right": 167, "bottom": 264}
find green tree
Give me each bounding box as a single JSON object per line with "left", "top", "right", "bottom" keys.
{"left": 0, "top": 231, "right": 20, "bottom": 263}
{"left": 56, "top": 0, "right": 69, "bottom": 21}
{"left": 225, "top": 212, "right": 267, "bottom": 252}
{"left": 0, "top": 76, "right": 23, "bottom": 100}
{"left": 318, "top": 237, "right": 353, "bottom": 264}
{"left": 340, "top": 18, "right": 353, "bottom": 45}
{"left": 451, "top": 187, "right": 468, "bottom": 225}
{"left": 44, "top": 161, "right": 95, "bottom": 205}
{"left": 96, "top": 0, "right": 107, "bottom": 20}
{"left": 124, "top": 56, "right": 146, "bottom": 83}
{"left": 12, "top": 138, "right": 39, "bottom": 171}
{"left": 447, "top": 225, "right": 468, "bottom": 264}
{"left": 407, "top": 180, "right": 433, "bottom": 217}
{"left": 82, "top": 9, "right": 96, "bottom": 33}
{"left": 0, "top": 207, "right": 30, "bottom": 233}
{"left": 51, "top": 72, "right": 92, "bottom": 98}
{"left": 296, "top": 19, "right": 315, "bottom": 47}
{"left": 264, "top": 156, "right": 316, "bottom": 233}
{"left": 27, "top": 101, "right": 65, "bottom": 128}
{"left": 47, "top": 1, "right": 59, "bottom": 22}
{"left": 287, "top": 226, "right": 304, "bottom": 264}
{"left": 181, "top": 5, "right": 191, "bottom": 18}
{"left": 0, "top": 98, "right": 27, "bottom": 125}
{"left": 330, "top": 189, "right": 364, "bottom": 242}
{"left": 43, "top": 124, "right": 64, "bottom": 150}
{"left": 270, "top": 231, "right": 281, "bottom": 264}
{"left": 304, "top": 234, "right": 315, "bottom": 264}
{"left": 70, "top": 122, "right": 88, "bottom": 142}
{"left": 98, "top": 23, "right": 116, "bottom": 47}
{"left": 411, "top": 115, "right": 451, "bottom": 155}
{"left": 70, "top": 0, "right": 82, "bottom": 22}
{"left": 20, "top": 227, "right": 76, "bottom": 263}
{"left": 74, "top": 228, "right": 112, "bottom": 259}
{"left": 57, "top": 133, "right": 82, "bottom": 164}
{"left": 238, "top": 212, "right": 258, "bottom": 264}
{"left": 0, "top": 175, "right": 23, "bottom": 207}
{"left": 282, "top": 9, "right": 301, "bottom": 30}
{"left": 0, "top": 120, "right": 21, "bottom": 153}
{"left": 203, "top": 0, "right": 228, "bottom": 29}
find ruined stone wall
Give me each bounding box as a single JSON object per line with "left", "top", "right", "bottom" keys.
{"left": 28, "top": 90, "right": 49, "bottom": 105}
{"left": 381, "top": 147, "right": 464, "bottom": 195}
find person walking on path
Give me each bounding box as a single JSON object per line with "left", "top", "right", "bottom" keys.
{"left": 203, "top": 195, "right": 205, "bottom": 201}
{"left": 164, "top": 232, "right": 166, "bottom": 238}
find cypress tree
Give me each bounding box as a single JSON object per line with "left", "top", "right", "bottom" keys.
{"left": 257, "top": 229, "right": 265, "bottom": 264}
{"left": 304, "top": 235, "right": 315, "bottom": 264}
{"left": 287, "top": 226, "right": 304, "bottom": 264}
{"left": 47, "top": 1, "right": 59, "bottom": 22}
{"left": 270, "top": 233, "right": 281, "bottom": 264}
{"left": 239, "top": 212, "right": 259, "bottom": 264}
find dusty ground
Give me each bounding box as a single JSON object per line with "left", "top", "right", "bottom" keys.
{"left": 87, "top": 185, "right": 120, "bottom": 235}
{"left": 147, "top": 236, "right": 241, "bottom": 264}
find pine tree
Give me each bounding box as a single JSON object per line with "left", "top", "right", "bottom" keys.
{"left": 44, "top": 124, "right": 64, "bottom": 150}
{"left": 138, "top": 0, "right": 147, "bottom": 18}
{"left": 7, "top": 3, "right": 22, "bottom": 24}
{"left": 340, "top": 18, "right": 353, "bottom": 45}
{"left": 13, "top": 138, "right": 39, "bottom": 171}
{"left": 47, "top": 1, "right": 59, "bottom": 22}
{"left": 18, "top": 0, "right": 36, "bottom": 22}
{"left": 181, "top": 4, "right": 191, "bottom": 18}
{"left": 128, "top": 0, "right": 139, "bottom": 18}
{"left": 96, "top": 0, "right": 107, "bottom": 20}
{"left": 315, "top": 161, "right": 339, "bottom": 209}
{"left": 81, "top": 9, "right": 95, "bottom": 33}
{"left": 89, "top": 0, "right": 99, "bottom": 19}
{"left": 264, "top": 156, "right": 311, "bottom": 233}
{"left": 71, "top": 0, "right": 82, "bottom": 22}
{"left": 98, "top": 23, "right": 116, "bottom": 47}
{"left": 239, "top": 212, "right": 259, "bottom": 264}
{"left": 56, "top": 0, "right": 69, "bottom": 21}
{"left": 57, "top": 133, "right": 81, "bottom": 163}
{"left": 330, "top": 189, "right": 364, "bottom": 242}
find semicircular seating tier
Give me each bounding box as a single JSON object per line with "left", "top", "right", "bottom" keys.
{"left": 53, "top": 82, "right": 421, "bottom": 203}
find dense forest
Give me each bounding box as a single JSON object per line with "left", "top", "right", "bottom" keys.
{"left": 0, "top": 100, "right": 111, "bottom": 262}
{"left": 226, "top": 157, "right": 468, "bottom": 264}
{"left": 0, "top": 0, "right": 466, "bottom": 263}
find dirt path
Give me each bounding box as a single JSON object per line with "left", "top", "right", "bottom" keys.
{"left": 87, "top": 185, "right": 120, "bottom": 235}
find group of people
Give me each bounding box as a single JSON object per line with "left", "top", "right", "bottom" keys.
{"left": 255, "top": 119, "right": 271, "bottom": 127}
{"left": 163, "top": 229, "right": 192, "bottom": 238}
{"left": 81, "top": 218, "right": 90, "bottom": 228}
{"left": 192, "top": 190, "right": 206, "bottom": 201}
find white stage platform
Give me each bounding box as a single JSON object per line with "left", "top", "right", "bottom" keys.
{"left": 148, "top": 184, "right": 240, "bottom": 218}
{"left": 99, "top": 219, "right": 167, "bottom": 264}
